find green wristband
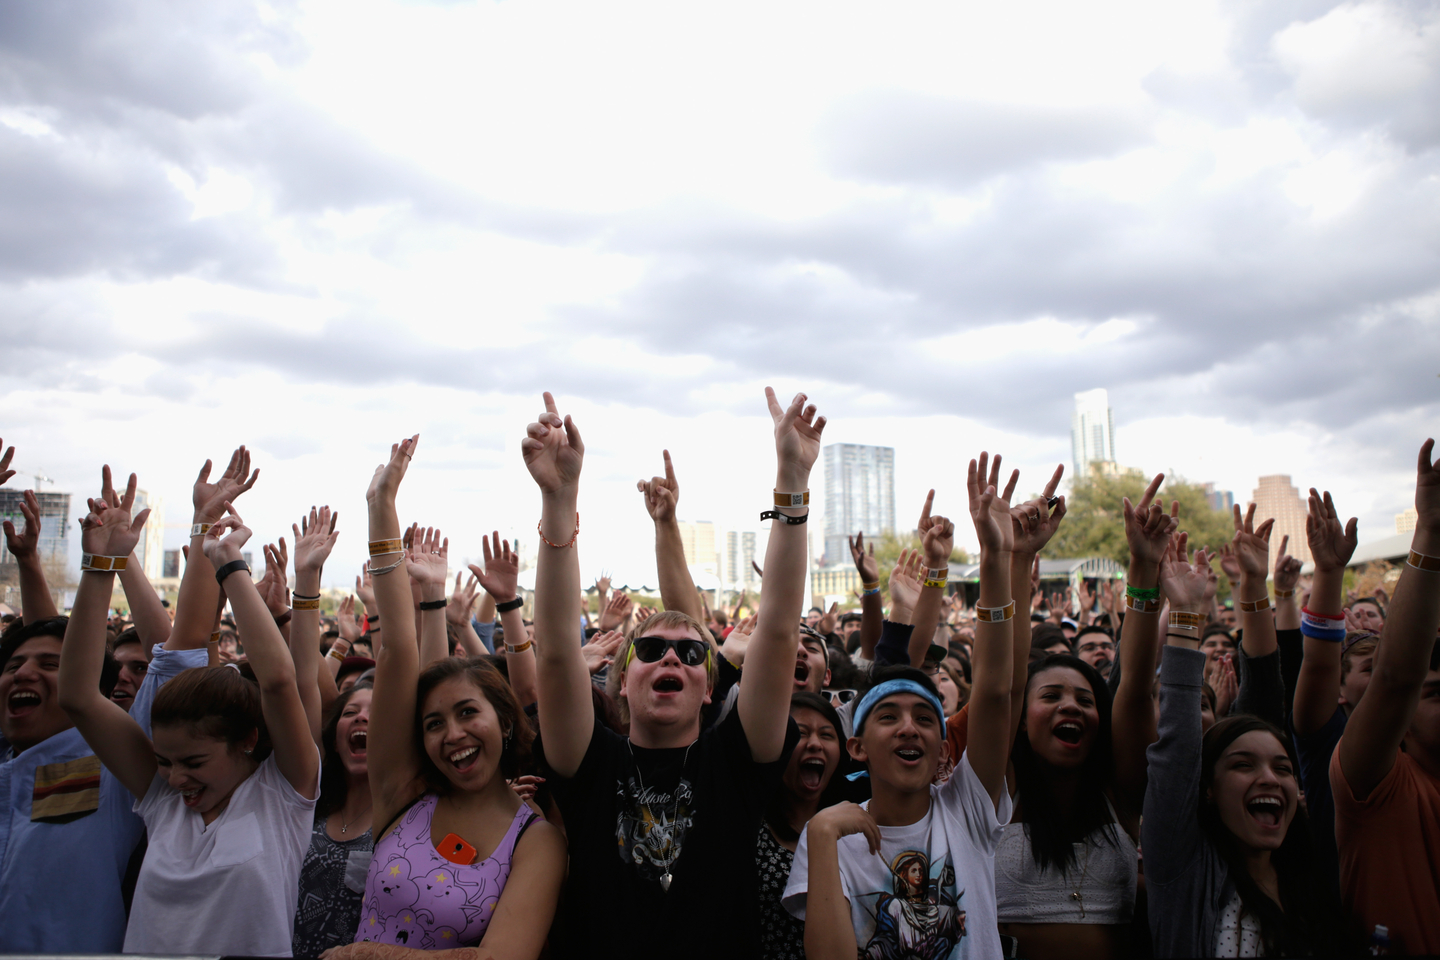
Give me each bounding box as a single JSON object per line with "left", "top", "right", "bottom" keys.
{"left": 1125, "top": 585, "right": 1160, "bottom": 602}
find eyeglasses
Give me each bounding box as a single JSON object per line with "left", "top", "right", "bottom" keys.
{"left": 826, "top": 688, "right": 858, "bottom": 705}
{"left": 627, "top": 636, "right": 711, "bottom": 668}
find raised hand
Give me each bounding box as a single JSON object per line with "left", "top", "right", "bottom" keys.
{"left": 967, "top": 452, "right": 1014, "bottom": 556}
{"left": 2, "top": 489, "right": 43, "bottom": 561}
{"left": 469, "top": 531, "right": 519, "bottom": 603}
{"left": 293, "top": 505, "right": 339, "bottom": 575}
{"left": 1305, "top": 489, "right": 1357, "bottom": 574}
{"left": 1210, "top": 652, "right": 1237, "bottom": 718}
{"left": 581, "top": 629, "right": 625, "bottom": 674}
{"left": 1274, "top": 534, "right": 1303, "bottom": 594}
{"left": 637, "top": 450, "right": 680, "bottom": 523}
{"left": 404, "top": 524, "right": 450, "bottom": 589}
{"left": 849, "top": 531, "right": 879, "bottom": 584}
{"left": 1160, "top": 534, "right": 1216, "bottom": 612}
{"left": 366, "top": 435, "right": 418, "bottom": 507}
{"left": 354, "top": 563, "right": 376, "bottom": 614}
{"left": 1124, "top": 473, "right": 1177, "bottom": 566}
{"left": 446, "top": 572, "right": 481, "bottom": 626}
{"left": 888, "top": 548, "right": 923, "bottom": 614}
{"left": 635, "top": 605, "right": 655, "bottom": 627}
{"left": 199, "top": 507, "right": 251, "bottom": 568}
{"left": 1418, "top": 438, "right": 1440, "bottom": 534}
{"left": 597, "top": 591, "right": 632, "bottom": 632}
{"left": 765, "top": 387, "right": 826, "bottom": 481}
{"left": 0, "top": 440, "right": 13, "bottom": 486}
{"left": 809, "top": 801, "right": 882, "bottom": 856}
{"left": 337, "top": 595, "right": 364, "bottom": 644}
{"left": 1217, "top": 543, "right": 1242, "bottom": 582}
{"left": 1230, "top": 503, "right": 1275, "bottom": 579}
{"left": 259, "top": 542, "right": 290, "bottom": 618}
{"left": 80, "top": 466, "right": 153, "bottom": 560}
{"left": 522, "top": 392, "right": 584, "bottom": 495}
{"left": 818, "top": 602, "right": 840, "bottom": 636}
{"left": 193, "top": 446, "right": 259, "bottom": 521}
{"left": 1012, "top": 464, "right": 1067, "bottom": 556}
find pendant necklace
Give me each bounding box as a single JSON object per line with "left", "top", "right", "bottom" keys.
{"left": 1068, "top": 843, "right": 1092, "bottom": 919}
{"left": 628, "top": 738, "right": 695, "bottom": 892}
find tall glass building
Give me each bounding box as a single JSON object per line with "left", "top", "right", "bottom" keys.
{"left": 822, "top": 444, "right": 895, "bottom": 566}
{"left": 1071, "top": 388, "right": 1116, "bottom": 478}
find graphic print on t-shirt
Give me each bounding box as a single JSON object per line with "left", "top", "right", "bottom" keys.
{"left": 857, "top": 850, "right": 965, "bottom": 960}
{"left": 615, "top": 771, "right": 694, "bottom": 881}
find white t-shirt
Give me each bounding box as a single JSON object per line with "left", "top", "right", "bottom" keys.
{"left": 783, "top": 750, "right": 1011, "bottom": 960}
{"left": 124, "top": 749, "right": 319, "bottom": 957}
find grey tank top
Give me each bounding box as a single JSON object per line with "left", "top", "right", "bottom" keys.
{"left": 994, "top": 797, "right": 1138, "bottom": 924}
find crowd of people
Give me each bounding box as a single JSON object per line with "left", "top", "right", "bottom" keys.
{"left": 0, "top": 393, "right": 1436, "bottom": 959}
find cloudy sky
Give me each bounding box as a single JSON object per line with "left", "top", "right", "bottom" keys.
{"left": 2, "top": 0, "right": 1437, "bottom": 589}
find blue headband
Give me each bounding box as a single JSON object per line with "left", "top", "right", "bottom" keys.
{"left": 852, "top": 679, "right": 947, "bottom": 740}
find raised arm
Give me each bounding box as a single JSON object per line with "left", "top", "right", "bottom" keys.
{"left": 117, "top": 544, "right": 172, "bottom": 648}
{"left": 404, "top": 525, "right": 451, "bottom": 669}
{"left": 1112, "top": 475, "right": 1178, "bottom": 809}
{"left": 292, "top": 506, "right": 339, "bottom": 744}
{"left": 3, "top": 489, "right": 59, "bottom": 621}
{"left": 170, "top": 447, "right": 258, "bottom": 650}
{"left": 848, "top": 533, "right": 882, "bottom": 659}
{"left": 1339, "top": 440, "right": 1440, "bottom": 799}
{"left": 1231, "top": 503, "right": 1277, "bottom": 658}
{"left": 740, "top": 389, "right": 824, "bottom": 762}
{"left": 1292, "top": 490, "right": 1357, "bottom": 735}
{"left": 365, "top": 437, "right": 430, "bottom": 827}
{"left": 472, "top": 532, "right": 537, "bottom": 708}
{"left": 526, "top": 394, "right": 592, "bottom": 778}
{"left": 966, "top": 452, "right": 1015, "bottom": 808}
{"left": 639, "top": 449, "right": 706, "bottom": 626}
{"left": 445, "top": 573, "right": 487, "bottom": 657}
{"left": 205, "top": 511, "right": 317, "bottom": 799}
{"left": 1008, "top": 464, "right": 1065, "bottom": 739}
{"left": 57, "top": 467, "right": 158, "bottom": 800}
{"left": 906, "top": 491, "right": 953, "bottom": 668}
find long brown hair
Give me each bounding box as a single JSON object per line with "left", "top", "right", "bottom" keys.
{"left": 151, "top": 665, "right": 271, "bottom": 761}
{"left": 317, "top": 681, "right": 372, "bottom": 819}
{"left": 414, "top": 657, "right": 532, "bottom": 792}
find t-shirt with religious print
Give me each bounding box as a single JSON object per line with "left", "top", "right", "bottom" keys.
{"left": 782, "top": 750, "right": 1011, "bottom": 960}
{"left": 540, "top": 708, "right": 798, "bottom": 960}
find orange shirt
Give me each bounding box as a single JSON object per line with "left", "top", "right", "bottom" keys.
{"left": 1330, "top": 742, "right": 1440, "bottom": 954}
{"left": 946, "top": 703, "right": 970, "bottom": 765}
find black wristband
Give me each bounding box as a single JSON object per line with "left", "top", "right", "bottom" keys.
{"left": 496, "top": 596, "right": 524, "bottom": 613}
{"left": 214, "top": 559, "right": 251, "bottom": 585}
{"left": 1166, "top": 632, "right": 1198, "bottom": 641}
{"left": 418, "top": 599, "right": 447, "bottom": 611}
{"left": 761, "top": 509, "right": 808, "bottom": 525}
{"left": 366, "top": 614, "right": 380, "bottom": 625}
{"left": 292, "top": 592, "right": 321, "bottom": 602}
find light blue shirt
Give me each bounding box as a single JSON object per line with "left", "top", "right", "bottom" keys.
{"left": 0, "top": 643, "right": 207, "bottom": 952}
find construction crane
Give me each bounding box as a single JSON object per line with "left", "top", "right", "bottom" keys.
{"left": 31, "top": 471, "right": 53, "bottom": 491}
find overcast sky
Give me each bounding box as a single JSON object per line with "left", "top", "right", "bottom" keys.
{"left": 2, "top": 0, "right": 1437, "bottom": 588}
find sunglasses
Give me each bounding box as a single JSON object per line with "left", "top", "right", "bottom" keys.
{"left": 825, "top": 688, "right": 858, "bottom": 705}
{"left": 627, "top": 636, "right": 711, "bottom": 668}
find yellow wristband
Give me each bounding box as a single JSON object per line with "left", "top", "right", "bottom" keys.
{"left": 1407, "top": 550, "right": 1440, "bottom": 572}
{"left": 80, "top": 554, "right": 128, "bottom": 572}
{"left": 975, "top": 599, "right": 1015, "bottom": 623}
{"left": 292, "top": 597, "right": 321, "bottom": 611}
{"left": 1239, "top": 596, "right": 1271, "bottom": 613}
{"left": 773, "top": 491, "right": 810, "bottom": 507}
{"left": 369, "top": 538, "right": 404, "bottom": 557}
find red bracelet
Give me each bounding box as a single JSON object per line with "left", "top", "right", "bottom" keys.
{"left": 537, "top": 512, "right": 580, "bottom": 549}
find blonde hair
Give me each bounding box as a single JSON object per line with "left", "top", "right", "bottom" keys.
{"left": 607, "top": 609, "right": 719, "bottom": 725}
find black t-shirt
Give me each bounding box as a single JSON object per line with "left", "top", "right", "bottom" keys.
{"left": 542, "top": 707, "right": 798, "bottom": 959}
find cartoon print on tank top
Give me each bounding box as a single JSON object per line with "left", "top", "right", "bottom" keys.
{"left": 860, "top": 851, "right": 966, "bottom": 960}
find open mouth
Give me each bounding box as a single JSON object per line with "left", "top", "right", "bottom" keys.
{"left": 6, "top": 690, "right": 41, "bottom": 716}
{"left": 895, "top": 747, "right": 924, "bottom": 765}
{"left": 794, "top": 661, "right": 810, "bottom": 684}
{"left": 1246, "top": 795, "right": 1283, "bottom": 828}
{"left": 1053, "top": 721, "right": 1083, "bottom": 745}
{"left": 448, "top": 745, "right": 480, "bottom": 771}
{"left": 347, "top": 729, "right": 368, "bottom": 756}
{"left": 654, "top": 677, "right": 683, "bottom": 694}
{"left": 180, "top": 786, "right": 204, "bottom": 808}
{"left": 798, "top": 757, "right": 827, "bottom": 790}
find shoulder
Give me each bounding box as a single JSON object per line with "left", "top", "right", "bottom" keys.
{"left": 515, "top": 815, "right": 566, "bottom": 859}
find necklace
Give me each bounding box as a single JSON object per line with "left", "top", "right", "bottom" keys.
{"left": 338, "top": 804, "right": 371, "bottom": 836}
{"left": 626, "top": 738, "right": 695, "bottom": 893}
{"left": 1068, "top": 842, "right": 1092, "bottom": 919}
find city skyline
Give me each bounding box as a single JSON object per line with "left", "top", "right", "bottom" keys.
{"left": 1071, "top": 388, "right": 1117, "bottom": 479}
{"left": 822, "top": 443, "right": 896, "bottom": 568}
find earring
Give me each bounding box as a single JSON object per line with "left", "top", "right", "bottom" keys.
{"left": 502, "top": 730, "right": 512, "bottom": 753}
{"left": 244, "top": 748, "right": 253, "bottom": 756}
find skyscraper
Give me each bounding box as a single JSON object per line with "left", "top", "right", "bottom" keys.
{"left": 133, "top": 489, "right": 165, "bottom": 581}
{"left": 724, "top": 530, "right": 759, "bottom": 591}
{"left": 822, "top": 443, "right": 895, "bottom": 567}
{"left": 676, "top": 521, "right": 719, "bottom": 576}
{"left": 1071, "top": 388, "right": 1116, "bottom": 478}
{"left": 0, "top": 488, "right": 72, "bottom": 568}
{"left": 1203, "top": 482, "right": 1235, "bottom": 514}
{"left": 1251, "top": 475, "right": 1312, "bottom": 569}
{"left": 1397, "top": 508, "right": 1418, "bottom": 534}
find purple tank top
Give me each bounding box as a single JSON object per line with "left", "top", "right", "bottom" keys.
{"left": 356, "top": 794, "right": 536, "bottom": 949}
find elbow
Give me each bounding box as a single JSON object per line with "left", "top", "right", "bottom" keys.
{"left": 258, "top": 668, "right": 298, "bottom": 696}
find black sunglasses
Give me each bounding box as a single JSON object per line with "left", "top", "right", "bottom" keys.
{"left": 628, "top": 636, "right": 711, "bottom": 667}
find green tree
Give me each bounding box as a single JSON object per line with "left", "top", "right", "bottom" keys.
{"left": 862, "top": 531, "right": 969, "bottom": 609}
{"left": 1043, "top": 467, "right": 1234, "bottom": 567}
